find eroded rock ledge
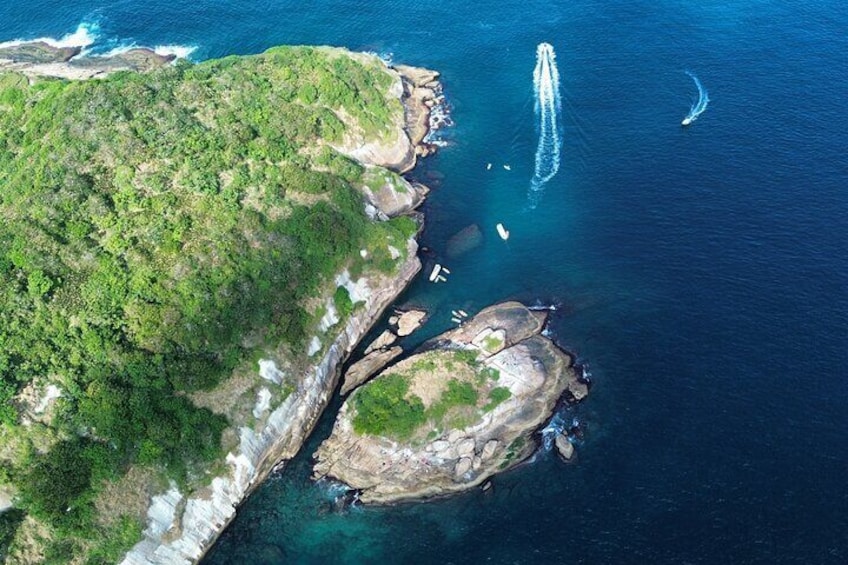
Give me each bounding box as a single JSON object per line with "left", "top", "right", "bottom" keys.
{"left": 0, "top": 42, "right": 175, "bottom": 80}
{"left": 312, "top": 302, "right": 587, "bottom": 504}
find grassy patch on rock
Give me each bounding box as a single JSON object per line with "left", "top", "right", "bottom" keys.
{"left": 352, "top": 348, "right": 514, "bottom": 441}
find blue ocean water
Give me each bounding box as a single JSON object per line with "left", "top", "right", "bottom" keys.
{"left": 3, "top": 1, "right": 847, "bottom": 562}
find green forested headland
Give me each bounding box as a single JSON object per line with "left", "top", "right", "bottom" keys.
{"left": 0, "top": 46, "right": 416, "bottom": 562}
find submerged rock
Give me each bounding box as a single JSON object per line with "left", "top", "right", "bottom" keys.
{"left": 446, "top": 224, "right": 483, "bottom": 258}
{"left": 312, "top": 301, "right": 586, "bottom": 504}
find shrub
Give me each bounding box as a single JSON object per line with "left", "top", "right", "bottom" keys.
{"left": 352, "top": 374, "right": 426, "bottom": 439}
{"left": 333, "top": 286, "right": 354, "bottom": 320}
{"left": 483, "top": 387, "right": 512, "bottom": 412}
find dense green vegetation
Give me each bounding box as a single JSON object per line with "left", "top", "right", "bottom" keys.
{"left": 352, "top": 374, "right": 426, "bottom": 439}
{"left": 0, "top": 45, "right": 409, "bottom": 561}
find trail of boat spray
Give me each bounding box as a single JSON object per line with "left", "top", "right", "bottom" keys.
{"left": 682, "top": 71, "right": 709, "bottom": 125}
{"left": 528, "top": 43, "right": 563, "bottom": 209}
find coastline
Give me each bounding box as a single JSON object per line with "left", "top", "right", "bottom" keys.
{"left": 0, "top": 40, "right": 443, "bottom": 563}
{"left": 110, "top": 60, "right": 441, "bottom": 564}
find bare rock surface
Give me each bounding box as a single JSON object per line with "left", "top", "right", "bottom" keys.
{"left": 364, "top": 330, "right": 398, "bottom": 355}
{"left": 555, "top": 433, "right": 575, "bottom": 461}
{"left": 312, "top": 302, "right": 587, "bottom": 504}
{"left": 0, "top": 43, "right": 175, "bottom": 80}
{"left": 341, "top": 346, "right": 404, "bottom": 396}
{"left": 395, "top": 309, "right": 427, "bottom": 337}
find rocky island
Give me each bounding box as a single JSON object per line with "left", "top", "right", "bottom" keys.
{"left": 313, "top": 302, "right": 589, "bottom": 503}
{"left": 0, "top": 40, "right": 442, "bottom": 564}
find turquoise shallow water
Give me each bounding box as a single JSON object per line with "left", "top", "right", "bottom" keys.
{"left": 3, "top": 1, "right": 847, "bottom": 562}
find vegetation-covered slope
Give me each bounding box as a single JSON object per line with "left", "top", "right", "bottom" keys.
{"left": 0, "top": 46, "right": 414, "bottom": 563}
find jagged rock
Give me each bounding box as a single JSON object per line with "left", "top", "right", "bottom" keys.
{"left": 555, "top": 434, "right": 575, "bottom": 461}
{"left": 72, "top": 48, "right": 175, "bottom": 72}
{"left": 341, "top": 346, "right": 403, "bottom": 395}
{"left": 395, "top": 309, "right": 427, "bottom": 337}
{"left": 481, "top": 440, "right": 499, "bottom": 461}
{"left": 456, "top": 439, "right": 476, "bottom": 458}
{"left": 364, "top": 330, "right": 398, "bottom": 355}
{"left": 446, "top": 224, "right": 483, "bottom": 258}
{"left": 454, "top": 457, "right": 472, "bottom": 477}
{"left": 359, "top": 166, "right": 428, "bottom": 217}
{"left": 0, "top": 42, "right": 81, "bottom": 64}
{"left": 471, "top": 456, "right": 482, "bottom": 471}
{"left": 447, "top": 430, "right": 465, "bottom": 444}
{"left": 429, "top": 440, "right": 450, "bottom": 452}
{"left": 567, "top": 379, "right": 590, "bottom": 402}
{"left": 393, "top": 64, "right": 440, "bottom": 87}
{"left": 312, "top": 301, "right": 586, "bottom": 504}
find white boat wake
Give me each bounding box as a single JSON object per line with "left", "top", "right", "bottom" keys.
{"left": 682, "top": 71, "right": 709, "bottom": 126}
{"left": 528, "top": 42, "right": 562, "bottom": 208}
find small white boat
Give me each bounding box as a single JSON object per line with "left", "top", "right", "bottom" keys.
{"left": 451, "top": 317, "right": 463, "bottom": 324}
{"left": 458, "top": 309, "right": 468, "bottom": 318}
{"left": 441, "top": 267, "right": 451, "bottom": 275}
{"left": 496, "top": 223, "right": 510, "bottom": 241}
{"left": 681, "top": 117, "right": 692, "bottom": 126}
{"left": 436, "top": 274, "right": 447, "bottom": 283}
{"left": 503, "top": 164, "right": 512, "bottom": 171}
{"left": 428, "top": 264, "right": 442, "bottom": 282}
{"left": 486, "top": 163, "right": 492, "bottom": 170}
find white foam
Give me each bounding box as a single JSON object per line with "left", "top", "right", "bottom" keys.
{"left": 683, "top": 71, "right": 710, "bottom": 124}
{"left": 153, "top": 44, "right": 197, "bottom": 60}
{"left": 99, "top": 43, "right": 141, "bottom": 58}
{"left": 531, "top": 42, "right": 562, "bottom": 189}
{"left": 0, "top": 21, "right": 100, "bottom": 50}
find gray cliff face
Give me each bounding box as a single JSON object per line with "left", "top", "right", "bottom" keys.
{"left": 122, "top": 241, "right": 421, "bottom": 565}
{"left": 312, "top": 302, "right": 587, "bottom": 504}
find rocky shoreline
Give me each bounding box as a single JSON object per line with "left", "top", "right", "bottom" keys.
{"left": 0, "top": 41, "right": 177, "bottom": 80}
{"left": 116, "top": 59, "right": 443, "bottom": 564}
{"left": 313, "top": 302, "right": 589, "bottom": 504}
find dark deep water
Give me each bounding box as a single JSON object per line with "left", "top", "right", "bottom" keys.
{"left": 3, "top": 1, "right": 847, "bottom": 562}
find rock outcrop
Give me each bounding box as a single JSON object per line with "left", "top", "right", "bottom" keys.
{"left": 332, "top": 60, "right": 442, "bottom": 174}
{"left": 394, "top": 309, "right": 427, "bottom": 337}
{"left": 0, "top": 43, "right": 175, "bottom": 80}
{"left": 555, "top": 433, "right": 575, "bottom": 461}
{"left": 359, "top": 166, "right": 429, "bottom": 218}
{"left": 341, "top": 346, "right": 404, "bottom": 396}
{"left": 312, "top": 302, "right": 586, "bottom": 504}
